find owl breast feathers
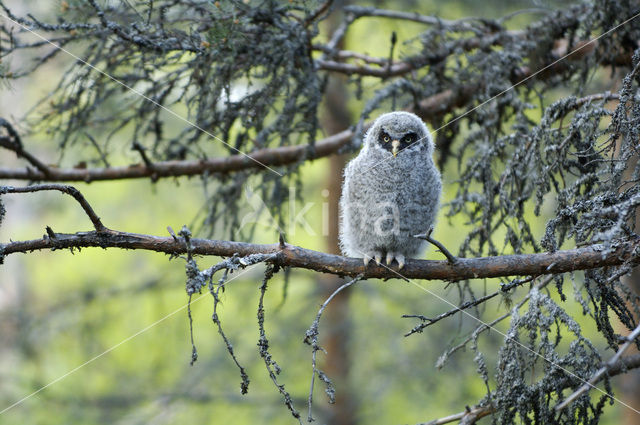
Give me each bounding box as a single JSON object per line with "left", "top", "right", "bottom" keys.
{"left": 339, "top": 111, "right": 442, "bottom": 269}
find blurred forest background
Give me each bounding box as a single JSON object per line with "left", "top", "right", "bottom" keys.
{"left": 1, "top": 0, "right": 640, "bottom": 424}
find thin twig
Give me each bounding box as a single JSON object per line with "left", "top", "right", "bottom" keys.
{"left": 343, "top": 5, "right": 475, "bottom": 29}
{"left": 304, "top": 0, "right": 333, "bottom": 26}
{"left": 187, "top": 293, "right": 198, "bottom": 366}
{"left": 0, "top": 184, "right": 107, "bottom": 232}
{"left": 414, "top": 228, "right": 458, "bottom": 264}
{"left": 210, "top": 268, "right": 250, "bottom": 394}
{"left": 386, "top": 31, "right": 396, "bottom": 76}
{"left": 316, "top": 57, "right": 415, "bottom": 77}
{"left": 312, "top": 44, "right": 394, "bottom": 65}
{"left": 418, "top": 404, "right": 495, "bottom": 425}
{"left": 324, "top": 12, "right": 353, "bottom": 52}
{"left": 131, "top": 141, "right": 154, "bottom": 168}
{"left": 257, "top": 265, "right": 302, "bottom": 423}
{"left": 403, "top": 291, "right": 500, "bottom": 336}
{"left": 499, "top": 275, "right": 537, "bottom": 292}
{"left": 0, "top": 118, "right": 51, "bottom": 176}
{"left": 304, "top": 274, "right": 363, "bottom": 422}
{"left": 403, "top": 275, "right": 538, "bottom": 336}
{"left": 84, "top": 132, "right": 111, "bottom": 168}
{"left": 184, "top": 249, "right": 281, "bottom": 393}
{"left": 131, "top": 141, "right": 158, "bottom": 182}
{"left": 436, "top": 276, "right": 554, "bottom": 367}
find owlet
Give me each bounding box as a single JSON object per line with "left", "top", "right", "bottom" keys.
{"left": 339, "top": 111, "right": 442, "bottom": 269}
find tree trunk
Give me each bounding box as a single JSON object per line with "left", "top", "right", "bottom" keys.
{"left": 317, "top": 2, "right": 356, "bottom": 423}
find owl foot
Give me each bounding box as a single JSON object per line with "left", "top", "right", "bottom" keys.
{"left": 385, "top": 251, "right": 406, "bottom": 269}
{"left": 363, "top": 250, "right": 384, "bottom": 266}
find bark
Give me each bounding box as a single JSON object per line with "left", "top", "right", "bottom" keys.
{"left": 2, "top": 229, "right": 638, "bottom": 282}
{"left": 317, "top": 25, "right": 356, "bottom": 422}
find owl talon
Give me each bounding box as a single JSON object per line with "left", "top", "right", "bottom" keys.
{"left": 385, "top": 252, "right": 406, "bottom": 269}
{"left": 363, "top": 251, "right": 383, "bottom": 266}
{"left": 385, "top": 252, "right": 394, "bottom": 266}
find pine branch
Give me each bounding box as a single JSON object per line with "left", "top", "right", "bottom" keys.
{"left": 2, "top": 184, "right": 638, "bottom": 280}
{"left": 420, "top": 353, "right": 640, "bottom": 425}
{"left": 0, "top": 89, "right": 621, "bottom": 183}
{"left": 555, "top": 322, "right": 640, "bottom": 411}
{"left": 2, "top": 228, "right": 638, "bottom": 281}
{"left": 0, "top": 129, "right": 353, "bottom": 182}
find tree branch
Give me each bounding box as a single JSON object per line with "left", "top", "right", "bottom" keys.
{"left": 0, "top": 89, "right": 621, "bottom": 184}
{"left": 1, "top": 227, "right": 638, "bottom": 281}
{"left": 420, "top": 404, "right": 496, "bottom": 425}
{"left": 0, "top": 118, "right": 51, "bottom": 177}
{"left": 316, "top": 3, "right": 630, "bottom": 79}
{"left": 413, "top": 46, "right": 627, "bottom": 121}
{"left": 315, "top": 58, "right": 416, "bottom": 77}
{"left": 402, "top": 276, "right": 540, "bottom": 337}
{"left": 555, "top": 322, "right": 640, "bottom": 411}
{"left": 0, "top": 184, "right": 107, "bottom": 232}
{"left": 304, "top": 274, "right": 363, "bottom": 421}
{"left": 0, "top": 129, "right": 354, "bottom": 182}
{"left": 342, "top": 5, "right": 481, "bottom": 29}
{"left": 434, "top": 276, "right": 555, "bottom": 369}
{"left": 421, "top": 353, "right": 640, "bottom": 425}
{"left": 312, "top": 44, "right": 397, "bottom": 66}
{"left": 402, "top": 291, "right": 502, "bottom": 336}
{"left": 0, "top": 7, "right": 631, "bottom": 185}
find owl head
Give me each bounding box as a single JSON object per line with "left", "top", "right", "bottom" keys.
{"left": 364, "top": 111, "right": 433, "bottom": 158}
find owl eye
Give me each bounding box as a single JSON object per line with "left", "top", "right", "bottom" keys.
{"left": 383, "top": 135, "right": 390, "bottom": 143}
{"left": 403, "top": 133, "right": 417, "bottom": 143}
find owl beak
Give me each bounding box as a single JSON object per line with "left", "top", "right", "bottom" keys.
{"left": 392, "top": 140, "right": 400, "bottom": 158}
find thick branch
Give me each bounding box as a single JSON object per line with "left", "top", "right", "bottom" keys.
{"left": 2, "top": 228, "right": 638, "bottom": 281}
{"left": 0, "top": 129, "right": 353, "bottom": 182}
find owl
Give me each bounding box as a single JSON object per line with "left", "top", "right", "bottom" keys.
{"left": 339, "top": 111, "right": 442, "bottom": 269}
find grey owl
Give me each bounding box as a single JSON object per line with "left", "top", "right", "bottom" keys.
{"left": 339, "top": 111, "right": 442, "bottom": 269}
